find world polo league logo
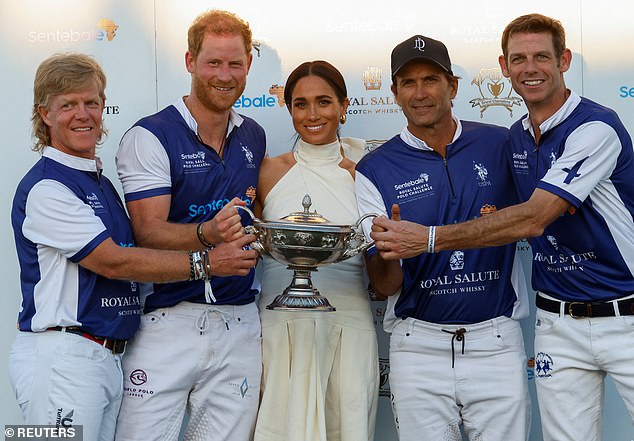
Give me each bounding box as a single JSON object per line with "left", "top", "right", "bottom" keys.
{"left": 470, "top": 68, "right": 523, "bottom": 117}
{"left": 130, "top": 369, "right": 148, "bottom": 386}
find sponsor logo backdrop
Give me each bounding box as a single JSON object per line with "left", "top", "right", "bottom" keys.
{"left": 1, "top": 1, "right": 633, "bottom": 439}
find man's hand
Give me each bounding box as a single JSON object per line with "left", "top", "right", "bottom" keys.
{"left": 370, "top": 204, "right": 428, "bottom": 260}
{"left": 202, "top": 197, "right": 247, "bottom": 245}
{"left": 208, "top": 234, "right": 259, "bottom": 277}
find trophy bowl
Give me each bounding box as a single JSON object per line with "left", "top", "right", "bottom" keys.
{"left": 237, "top": 194, "right": 377, "bottom": 311}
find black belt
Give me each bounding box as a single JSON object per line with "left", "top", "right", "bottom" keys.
{"left": 536, "top": 294, "right": 634, "bottom": 318}
{"left": 48, "top": 326, "right": 127, "bottom": 354}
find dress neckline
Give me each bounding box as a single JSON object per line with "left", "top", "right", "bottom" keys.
{"left": 294, "top": 138, "right": 343, "bottom": 166}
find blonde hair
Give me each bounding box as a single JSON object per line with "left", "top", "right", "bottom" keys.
{"left": 32, "top": 53, "right": 107, "bottom": 153}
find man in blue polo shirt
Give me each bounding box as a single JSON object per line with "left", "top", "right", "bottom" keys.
{"left": 114, "top": 9, "right": 266, "bottom": 441}
{"left": 10, "top": 53, "right": 257, "bottom": 441}
{"left": 356, "top": 34, "right": 530, "bottom": 441}
{"left": 370, "top": 14, "right": 634, "bottom": 441}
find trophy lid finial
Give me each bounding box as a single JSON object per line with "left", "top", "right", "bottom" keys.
{"left": 279, "top": 194, "right": 329, "bottom": 224}
{"left": 302, "top": 194, "right": 312, "bottom": 213}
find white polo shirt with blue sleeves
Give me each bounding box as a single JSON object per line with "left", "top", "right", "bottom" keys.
{"left": 509, "top": 91, "right": 634, "bottom": 302}
{"left": 11, "top": 147, "right": 140, "bottom": 340}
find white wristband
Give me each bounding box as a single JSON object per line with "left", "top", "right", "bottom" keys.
{"left": 427, "top": 226, "right": 436, "bottom": 254}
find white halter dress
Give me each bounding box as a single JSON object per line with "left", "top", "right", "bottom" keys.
{"left": 254, "top": 138, "right": 378, "bottom": 441}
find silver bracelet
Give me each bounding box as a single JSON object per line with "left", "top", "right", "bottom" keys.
{"left": 202, "top": 248, "right": 212, "bottom": 277}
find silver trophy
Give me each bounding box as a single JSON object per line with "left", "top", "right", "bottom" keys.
{"left": 237, "top": 195, "right": 377, "bottom": 311}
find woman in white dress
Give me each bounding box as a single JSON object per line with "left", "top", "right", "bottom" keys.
{"left": 253, "top": 60, "right": 379, "bottom": 441}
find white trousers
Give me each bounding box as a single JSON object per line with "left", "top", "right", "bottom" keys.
{"left": 114, "top": 301, "right": 262, "bottom": 441}
{"left": 534, "top": 308, "right": 634, "bottom": 441}
{"left": 9, "top": 331, "right": 124, "bottom": 441}
{"left": 389, "top": 316, "right": 530, "bottom": 441}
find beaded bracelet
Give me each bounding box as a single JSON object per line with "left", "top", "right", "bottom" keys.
{"left": 188, "top": 250, "right": 207, "bottom": 280}
{"left": 188, "top": 251, "right": 196, "bottom": 280}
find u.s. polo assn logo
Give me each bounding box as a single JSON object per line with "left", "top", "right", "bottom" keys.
{"left": 473, "top": 161, "right": 491, "bottom": 187}
{"left": 242, "top": 144, "right": 256, "bottom": 169}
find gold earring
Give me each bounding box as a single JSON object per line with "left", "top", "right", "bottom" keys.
{"left": 340, "top": 114, "right": 347, "bottom": 124}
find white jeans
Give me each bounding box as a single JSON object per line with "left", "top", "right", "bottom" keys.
{"left": 9, "top": 331, "right": 124, "bottom": 441}
{"left": 534, "top": 308, "right": 634, "bottom": 441}
{"left": 114, "top": 301, "right": 262, "bottom": 441}
{"left": 389, "top": 316, "right": 530, "bottom": 441}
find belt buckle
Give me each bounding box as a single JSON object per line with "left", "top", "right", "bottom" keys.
{"left": 567, "top": 301, "right": 585, "bottom": 319}
{"left": 105, "top": 339, "right": 126, "bottom": 355}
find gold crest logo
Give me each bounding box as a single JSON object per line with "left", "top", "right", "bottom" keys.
{"left": 363, "top": 67, "right": 382, "bottom": 91}
{"left": 480, "top": 204, "right": 497, "bottom": 216}
{"left": 268, "top": 84, "right": 285, "bottom": 107}
{"left": 470, "top": 68, "right": 523, "bottom": 117}
{"left": 97, "top": 18, "right": 119, "bottom": 41}
{"left": 245, "top": 186, "right": 257, "bottom": 204}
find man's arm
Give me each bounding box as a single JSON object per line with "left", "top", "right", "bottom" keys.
{"left": 371, "top": 188, "right": 571, "bottom": 260}
{"left": 116, "top": 126, "right": 246, "bottom": 250}
{"left": 126, "top": 195, "right": 246, "bottom": 250}
{"left": 79, "top": 234, "right": 259, "bottom": 282}
{"left": 23, "top": 180, "right": 258, "bottom": 282}
{"left": 364, "top": 251, "right": 403, "bottom": 298}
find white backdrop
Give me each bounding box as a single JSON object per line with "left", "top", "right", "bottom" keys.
{"left": 1, "top": 1, "right": 634, "bottom": 439}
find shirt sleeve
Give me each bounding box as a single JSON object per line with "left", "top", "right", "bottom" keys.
{"left": 115, "top": 125, "right": 172, "bottom": 201}
{"left": 22, "top": 179, "right": 109, "bottom": 260}
{"left": 539, "top": 121, "right": 620, "bottom": 207}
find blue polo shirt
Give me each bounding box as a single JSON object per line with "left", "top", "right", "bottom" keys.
{"left": 117, "top": 100, "right": 266, "bottom": 311}
{"left": 356, "top": 119, "right": 527, "bottom": 324}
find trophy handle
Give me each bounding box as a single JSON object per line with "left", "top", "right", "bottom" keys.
{"left": 234, "top": 205, "right": 267, "bottom": 255}
{"left": 335, "top": 213, "right": 379, "bottom": 262}
{"left": 235, "top": 204, "right": 257, "bottom": 221}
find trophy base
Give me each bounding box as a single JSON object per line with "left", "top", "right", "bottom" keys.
{"left": 265, "top": 292, "right": 336, "bottom": 311}
{"left": 266, "top": 268, "right": 336, "bottom": 312}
